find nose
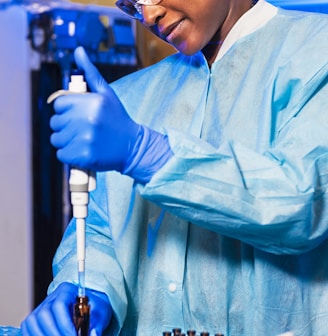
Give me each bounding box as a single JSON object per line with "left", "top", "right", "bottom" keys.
{"left": 141, "top": 4, "right": 166, "bottom": 26}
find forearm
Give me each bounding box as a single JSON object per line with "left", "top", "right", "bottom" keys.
{"left": 138, "top": 128, "right": 328, "bottom": 254}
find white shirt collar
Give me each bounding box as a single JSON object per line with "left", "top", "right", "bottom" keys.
{"left": 215, "top": 0, "right": 278, "bottom": 61}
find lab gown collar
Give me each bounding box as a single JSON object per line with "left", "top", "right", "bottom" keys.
{"left": 215, "top": 0, "right": 278, "bottom": 62}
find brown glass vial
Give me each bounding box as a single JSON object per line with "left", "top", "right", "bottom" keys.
{"left": 73, "top": 296, "right": 90, "bottom": 336}
{"left": 172, "top": 328, "right": 182, "bottom": 336}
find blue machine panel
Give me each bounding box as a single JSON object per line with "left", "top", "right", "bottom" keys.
{"left": 268, "top": 0, "right": 328, "bottom": 13}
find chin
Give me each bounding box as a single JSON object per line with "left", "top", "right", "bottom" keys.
{"left": 175, "top": 43, "right": 201, "bottom": 56}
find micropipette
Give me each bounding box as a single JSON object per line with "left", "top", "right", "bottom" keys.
{"left": 67, "top": 72, "right": 96, "bottom": 297}
{"left": 48, "top": 71, "right": 96, "bottom": 297}
{"left": 48, "top": 71, "right": 95, "bottom": 335}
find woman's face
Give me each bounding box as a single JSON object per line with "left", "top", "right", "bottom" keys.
{"left": 141, "top": 0, "right": 247, "bottom": 55}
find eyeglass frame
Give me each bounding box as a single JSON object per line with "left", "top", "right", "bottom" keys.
{"left": 115, "top": 0, "right": 163, "bottom": 20}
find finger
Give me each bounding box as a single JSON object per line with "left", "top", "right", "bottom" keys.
{"left": 50, "top": 128, "right": 72, "bottom": 149}
{"left": 55, "top": 143, "right": 92, "bottom": 169}
{"left": 50, "top": 113, "right": 71, "bottom": 132}
{"left": 51, "top": 297, "right": 76, "bottom": 335}
{"left": 74, "top": 46, "right": 109, "bottom": 95}
{"left": 21, "top": 295, "right": 59, "bottom": 336}
{"left": 51, "top": 113, "right": 88, "bottom": 147}
{"left": 53, "top": 94, "right": 85, "bottom": 114}
{"left": 88, "top": 291, "right": 112, "bottom": 334}
{"left": 51, "top": 116, "right": 94, "bottom": 149}
{"left": 36, "top": 307, "right": 63, "bottom": 336}
{"left": 51, "top": 283, "right": 78, "bottom": 335}
{"left": 21, "top": 314, "right": 44, "bottom": 336}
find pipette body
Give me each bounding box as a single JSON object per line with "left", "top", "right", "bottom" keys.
{"left": 67, "top": 71, "right": 96, "bottom": 297}
{"left": 47, "top": 70, "right": 95, "bottom": 335}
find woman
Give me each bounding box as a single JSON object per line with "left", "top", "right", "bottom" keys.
{"left": 22, "top": 0, "right": 328, "bottom": 335}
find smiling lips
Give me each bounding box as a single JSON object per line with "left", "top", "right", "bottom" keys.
{"left": 160, "top": 19, "right": 184, "bottom": 42}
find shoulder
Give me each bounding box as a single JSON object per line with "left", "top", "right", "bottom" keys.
{"left": 111, "top": 51, "right": 207, "bottom": 89}
{"left": 248, "top": 8, "right": 328, "bottom": 66}
{"left": 109, "top": 51, "right": 206, "bottom": 121}
{"left": 273, "top": 7, "right": 328, "bottom": 34}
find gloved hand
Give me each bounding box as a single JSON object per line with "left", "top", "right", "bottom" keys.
{"left": 20, "top": 282, "right": 112, "bottom": 336}
{"left": 50, "top": 46, "right": 173, "bottom": 184}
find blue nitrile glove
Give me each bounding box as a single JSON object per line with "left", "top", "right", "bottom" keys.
{"left": 20, "top": 282, "right": 112, "bottom": 336}
{"left": 50, "top": 46, "right": 173, "bottom": 184}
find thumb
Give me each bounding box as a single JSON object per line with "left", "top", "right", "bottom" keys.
{"left": 74, "top": 46, "right": 108, "bottom": 94}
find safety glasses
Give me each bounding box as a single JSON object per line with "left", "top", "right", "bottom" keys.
{"left": 115, "top": 0, "right": 163, "bottom": 20}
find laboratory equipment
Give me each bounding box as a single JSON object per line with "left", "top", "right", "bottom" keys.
{"left": 48, "top": 70, "right": 95, "bottom": 334}
{"left": 73, "top": 295, "right": 90, "bottom": 336}
{"left": 28, "top": 3, "right": 138, "bottom": 309}
{"left": 70, "top": 164, "right": 95, "bottom": 298}
{"left": 268, "top": 0, "right": 328, "bottom": 12}
{"left": 0, "top": 326, "right": 21, "bottom": 335}
{"left": 162, "top": 330, "right": 224, "bottom": 336}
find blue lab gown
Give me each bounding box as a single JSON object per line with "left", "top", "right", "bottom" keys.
{"left": 49, "top": 1, "right": 328, "bottom": 335}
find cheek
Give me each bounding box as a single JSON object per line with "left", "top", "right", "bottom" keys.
{"left": 177, "top": 12, "right": 220, "bottom": 54}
